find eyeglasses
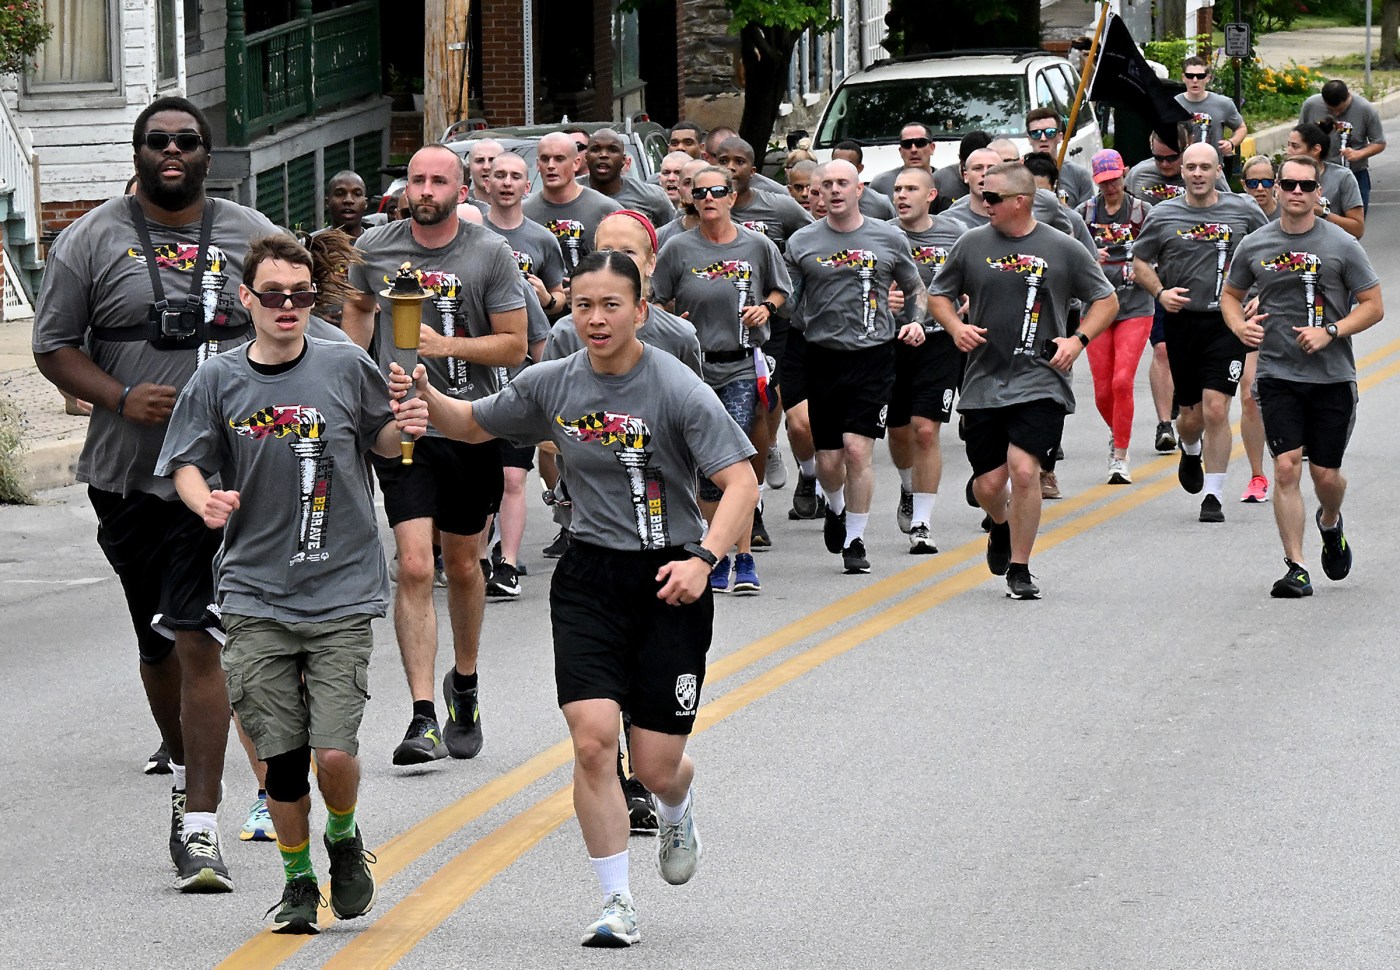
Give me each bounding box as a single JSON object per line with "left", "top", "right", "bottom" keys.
{"left": 900, "top": 137, "right": 931, "bottom": 150}
{"left": 1029, "top": 127, "right": 1060, "bottom": 141}
{"left": 1184, "top": 71, "right": 1210, "bottom": 80}
{"left": 1279, "top": 178, "right": 1319, "bottom": 193}
{"left": 982, "top": 191, "right": 1027, "bottom": 206}
{"left": 249, "top": 288, "right": 318, "bottom": 309}
{"left": 1244, "top": 177, "right": 1276, "bottom": 189}
{"left": 1152, "top": 152, "right": 1182, "bottom": 163}
{"left": 691, "top": 185, "right": 732, "bottom": 200}
{"left": 142, "top": 131, "right": 204, "bottom": 153}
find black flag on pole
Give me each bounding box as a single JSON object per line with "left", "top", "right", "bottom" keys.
{"left": 1088, "top": 14, "right": 1192, "bottom": 148}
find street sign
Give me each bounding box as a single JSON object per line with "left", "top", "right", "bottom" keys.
{"left": 1224, "top": 23, "right": 1251, "bottom": 59}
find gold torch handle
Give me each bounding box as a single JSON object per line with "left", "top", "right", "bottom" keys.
{"left": 389, "top": 297, "right": 424, "bottom": 465}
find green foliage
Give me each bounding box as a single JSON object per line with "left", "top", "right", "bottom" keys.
{"left": 0, "top": 0, "right": 51, "bottom": 75}
{"left": 0, "top": 394, "right": 33, "bottom": 505}
{"left": 726, "top": 0, "right": 836, "bottom": 33}
{"left": 1143, "top": 35, "right": 1320, "bottom": 125}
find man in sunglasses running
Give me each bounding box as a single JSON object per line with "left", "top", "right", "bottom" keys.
{"left": 33, "top": 96, "right": 281, "bottom": 892}
{"left": 868, "top": 122, "right": 936, "bottom": 201}
{"left": 1025, "top": 107, "right": 1094, "bottom": 207}
{"left": 1176, "top": 56, "right": 1247, "bottom": 164}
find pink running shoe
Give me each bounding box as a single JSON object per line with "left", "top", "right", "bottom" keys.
{"left": 1241, "top": 475, "right": 1269, "bottom": 503}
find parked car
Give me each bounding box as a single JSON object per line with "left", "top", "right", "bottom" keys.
{"left": 810, "top": 49, "right": 1103, "bottom": 181}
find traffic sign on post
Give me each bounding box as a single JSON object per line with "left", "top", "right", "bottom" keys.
{"left": 1224, "top": 23, "right": 1251, "bottom": 59}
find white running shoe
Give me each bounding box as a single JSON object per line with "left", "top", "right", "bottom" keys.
{"left": 581, "top": 891, "right": 640, "bottom": 947}
{"left": 655, "top": 790, "right": 703, "bottom": 885}
{"left": 1107, "top": 457, "right": 1131, "bottom": 485}
{"left": 765, "top": 445, "right": 787, "bottom": 489}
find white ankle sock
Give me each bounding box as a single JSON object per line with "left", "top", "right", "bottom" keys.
{"left": 183, "top": 810, "right": 217, "bottom": 837}
{"left": 826, "top": 487, "right": 846, "bottom": 515}
{"left": 1204, "top": 473, "right": 1225, "bottom": 499}
{"left": 171, "top": 762, "right": 186, "bottom": 791}
{"left": 798, "top": 457, "right": 816, "bottom": 478}
{"left": 912, "top": 492, "right": 936, "bottom": 526}
{"left": 590, "top": 849, "right": 630, "bottom": 899}
{"left": 1181, "top": 438, "right": 1203, "bottom": 456}
{"left": 655, "top": 789, "right": 691, "bottom": 825}
{"left": 845, "top": 512, "right": 869, "bottom": 542}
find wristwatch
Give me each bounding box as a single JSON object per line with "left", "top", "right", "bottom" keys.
{"left": 1073, "top": 330, "right": 1090, "bottom": 347}
{"left": 545, "top": 293, "right": 557, "bottom": 311}
{"left": 1325, "top": 323, "right": 1340, "bottom": 338}
{"left": 760, "top": 300, "right": 778, "bottom": 316}
{"left": 682, "top": 542, "right": 718, "bottom": 568}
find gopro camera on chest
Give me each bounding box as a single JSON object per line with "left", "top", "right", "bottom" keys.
{"left": 149, "top": 302, "right": 201, "bottom": 345}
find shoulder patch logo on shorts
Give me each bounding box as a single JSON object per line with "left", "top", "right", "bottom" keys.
{"left": 1228, "top": 359, "right": 1243, "bottom": 383}
{"left": 675, "top": 674, "right": 698, "bottom": 713}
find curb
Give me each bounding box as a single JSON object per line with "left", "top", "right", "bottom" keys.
{"left": 21, "top": 434, "right": 83, "bottom": 495}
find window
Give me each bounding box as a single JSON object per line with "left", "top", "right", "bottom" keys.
{"left": 184, "top": 0, "right": 203, "bottom": 55}
{"left": 156, "top": 0, "right": 179, "bottom": 88}
{"left": 27, "top": 0, "right": 120, "bottom": 95}
{"left": 612, "top": 0, "right": 641, "bottom": 94}
{"left": 815, "top": 75, "right": 1029, "bottom": 146}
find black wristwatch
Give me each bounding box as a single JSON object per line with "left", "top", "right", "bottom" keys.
{"left": 760, "top": 300, "right": 778, "bottom": 317}
{"left": 545, "top": 293, "right": 557, "bottom": 311}
{"left": 1325, "top": 323, "right": 1339, "bottom": 338}
{"left": 682, "top": 542, "right": 718, "bottom": 568}
{"left": 1073, "top": 330, "right": 1090, "bottom": 347}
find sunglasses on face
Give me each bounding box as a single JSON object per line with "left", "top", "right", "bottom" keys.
{"left": 249, "top": 288, "right": 318, "bottom": 309}
{"left": 900, "top": 137, "right": 931, "bottom": 149}
{"left": 1279, "top": 178, "right": 1319, "bottom": 193}
{"left": 1244, "top": 178, "right": 1276, "bottom": 189}
{"left": 574, "top": 143, "right": 588, "bottom": 153}
{"left": 1153, "top": 152, "right": 1182, "bottom": 163}
{"left": 692, "top": 185, "right": 732, "bottom": 200}
{"left": 1029, "top": 127, "right": 1060, "bottom": 141}
{"left": 1184, "top": 71, "right": 1210, "bottom": 80}
{"left": 142, "top": 131, "right": 204, "bottom": 152}
{"left": 981, "top": 190, "right": 1025, "bottom": 206}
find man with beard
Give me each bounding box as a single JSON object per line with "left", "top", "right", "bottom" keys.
{"left": 342, "top": 144, "right": 528, "bottom": 767}
{"left": 33, "top": 96, "right": 280, "bottom": 892}
{"left": 524, "top": 133, "right": 622, "bottom": 274}
{"left": 717, "top": 136, "right": 812, "bottom": 252}
{"left": 581, "top": 128, "right": 674, "bottom": 228}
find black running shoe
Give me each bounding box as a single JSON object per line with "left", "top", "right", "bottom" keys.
{"left": 751, "top": 504, "right": 772, "bottom": 548}
{"left": 1271, "top": 558, "right": 1313, "bottom": 598}
{"left": 490, "top": 540, "right": 505, "bottom": 573}
{"left": 986, "top": 521, "right": 1011, "bottom": 576}
{"left": 823, "top": 507, "right": 847, "bottom": 554}
{"left": 392, "top": 714, "right": 446, "bottom": 765}
{"left": 486, "top": 562, "right": 522, "bottom": 598}
{"left": 442, "top": 673, "right": 484, "bottom": 759}
{"left": 1316, "top": 509, "right": 1352, "bottom": 581}
{"left": 622, "top": 776, "right": 658, "bottom": 834}
{"left": 1178, "top": 448, "right": 1204, "bottom": 494}
{"left": 980, "top": 514, "right": 993, "bottom": 533}
{"left": 174, "top": 830, "right": 234, "bottom": 893}
{"left": 1199, "top": 494, "right": 1224, "bottom": 523}
{"left": 1155, "top": 421, "right": 1177, "bottom": 453}
{"left": 267, "top": 876, "right": 322, "bottom": 934}
{"left": 169, "top": 788, "right": 186, "bottom": 868}
{"left": 144, "top": 741, "right": 172, "bottom": 775}
{"left": 543, "top": 529, "right": 570, "bottom": 559}
{"left": 842, "top": 538, "right": 870, "bottom": 574}
{"left": 1005, "top": 565, "right": 1041, "bottom": 600}
{"left": 325, "top": 828, "right": 378, "bottom": 920}
{"left": 791, "top": 473, "right": 820, "bottom": 519}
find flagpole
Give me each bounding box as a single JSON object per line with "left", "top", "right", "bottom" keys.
{"left": 1059, "top": 0, "right": 1112, "bottom": 170}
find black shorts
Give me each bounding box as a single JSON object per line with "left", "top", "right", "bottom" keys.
{"left": 1150, "top": 302, "right": 1167, "bottom": 346}
{"left": 89, "top": 486, "right": 223, "bottom": 663}
{"left": 762, "top": 319, "right": 789, "bottom": 407}
{"left": 780, "top": 327, "right": 809, "bottom": 408}
{"left": 889, "top": 330, "right": 963, "bottom": 427}
{"left": 1164, "top": 309, "right": 1248, "bottom": 407}
{"left": 371, "top": 436, "right": 503, "bottom": 536}
{"left": 804, "top": 340, "right": 897, "bottom": 451}
{"left": 962, "top": 399, "right": 1067, "bottom": 477}
{"left": 501, "top": 442, "right": 535, "bottom": 471}
{"left": 550, "top": 541, "right": 713, "bottom": 735}
{"left": 1255, "top": 378, "right": 1357, "bottom": 469}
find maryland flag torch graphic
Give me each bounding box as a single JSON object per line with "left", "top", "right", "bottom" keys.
{"left": 1259, "top": 251, "right": 1325, "bottom": 329}
{"left": 987, "top": 254, "right": 1048, "bottom": 355}
{"left": 556, "top": 410, "right": 669, "bottom": 548}
{"left": 815, "top": 249, "right": 879, "bottom": 338}
{"left": 546, "top": 219, "right": 587, "bottom": 272}
{"left": 1176, "top": 223, "right": 1233, "bottom": 306}
{"left": 229, "top": 406, "right": 334, "bottom": 565}
{"left": 692, "top": 260, "right": 755, "bottom": 348}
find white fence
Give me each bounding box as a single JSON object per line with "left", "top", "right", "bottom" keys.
{"left": 0, "top": 96, "right": 36, "bottom": 247}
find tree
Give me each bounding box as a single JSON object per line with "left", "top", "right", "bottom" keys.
{"left": 729, "top": 1, "right": 837, "bottom": 151}
{"left": 1382, "top": 0, "right": 1399, "bottom": 70}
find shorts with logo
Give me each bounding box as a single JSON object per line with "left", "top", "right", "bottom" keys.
{"left": 550, "top": 541, "right": 712, "bottom": 735}
{"left": 1255, "top": 377, "right": 1357, "bottom": 469}
{"left": 779, "top": 327, "right": 810, "bottom": 408}
{"left": 89, "top": 486, "right": 223, "bottom": 663}
{"left": 962, "top": 399, "right": 1067, "bottom": 477}
{"left": 221, "top": 612, "right": 374, "bottom": 759}
{"left": 371, "top": 435, "right": 503, "bottom": 536}
{"left": 805, "top": 340, "right": 897, "bottom": 451}
{"left": 889, "top": 329, "right": 963, "bottom": 426}
{"left": 1164, "top": 309, "right": 1248, "bottom": 407}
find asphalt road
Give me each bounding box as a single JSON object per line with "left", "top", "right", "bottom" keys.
{"left": 4, "top": 151, "right": 1400, "bottom": 969}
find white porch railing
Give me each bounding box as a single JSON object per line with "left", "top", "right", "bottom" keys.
{"left": 0, "top": 96, "right": 37, "bottom": 245}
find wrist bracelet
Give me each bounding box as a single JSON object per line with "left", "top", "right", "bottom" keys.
{"left": 116, "top": 385, "right": 133, "bottom": 417}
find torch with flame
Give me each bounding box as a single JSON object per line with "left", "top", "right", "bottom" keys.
{"left": 196, "top": 245, "right": 229, "bottom": 368}
{"left": 987, "top": 253, "right": 1048, "bottom": 354}
{"left": 1191, "top": 112, "right": 1212, "bottom": 143}
{"left": 380, "top": 263, "right": 429, "bottom": 464}
{"left": 1177, "top": 223, "right": 1233, "bottom": 307}
{"left": 692, "top": 259, "right": 756, "bottom": 348}
{"left": 419, "top": 271, "right": 467, "bottom": 391}
{"left": 816, "top": 249, "right": 880, "bottom": 337}
{"left": 229, "top": 405, "right": 330, "bottom": 564}
{"left": 556, "top": 410, "right": 659, "bottom": 546}
{"left": 1259, "top": 251, "right": 1324, "bottom": 329}
{"left": 548, "top": 219, "right": 587, "bottom": 272}
{"left": 1336, "top": 120, "right": 1354, "bottom": 153}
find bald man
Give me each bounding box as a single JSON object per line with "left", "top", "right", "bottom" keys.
{"left": 655, "top": 157, "right": 708, "bottom": 250}
{"left": 465, "top": 139, "right": 503, "bottom": 210}
{"left": 704, "top": 125, "right": 786, "bottom": 194}
{"left": 658, "top": 150, "right": 692, "bottom": 207}
{"left": 581, "top": 128, "right": 674, "bottom": 227}
{"left": 718, "top": 136, "right": 812, "bottom": 252}
{"left": 522, "top": 132, "right": 622, "bottom": 273}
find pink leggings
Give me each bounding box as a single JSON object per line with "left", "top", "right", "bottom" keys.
{"left": 1086, "top": 315, "right": 1152, "bottom": 450}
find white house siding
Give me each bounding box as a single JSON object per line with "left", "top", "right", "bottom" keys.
{"left": 186, "top": 0, "right": 228, "bottom": 111}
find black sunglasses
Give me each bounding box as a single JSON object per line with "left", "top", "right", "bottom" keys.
{"left": 1029, "top": 127, "right": 1060, "bottom": 140}
{"left": 982, "top": 190, "right": 1026, "bottom": 206}
{"left": 1184, "top": 71, "right": 1210, "bottom": 80}
{"left": 1153, "top": 152, "right": 1182, "bottom": 163}
{"left": 900, "top": 137, "right": 931, "bottom": 149}
{"left": 142, "top": 130, "right": 204, "bottom": 152}
{"left": 1279, "top": 178, "right": 1319, "bottom": 193}
{"left": 1244, "top": 177, "right": 1276, "bottom": 189}
{"left": 692, "top": 185, "right": 732, "bottom": 200}
{"left": 249, "top": 288, "right": 318, "bottom": 309}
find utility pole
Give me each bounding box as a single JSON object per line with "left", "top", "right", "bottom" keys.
{"left": 424, "top": 0, "right": 471, "bottom": 144}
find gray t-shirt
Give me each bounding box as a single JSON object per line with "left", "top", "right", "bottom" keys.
{"left": 858, "top": 188, "right": 897, "bottom": 220}
{"left": 1299, "top": 93, "right": 1386, "bottom": 171}
{"left": 751, "top": 172, "right": 786, "bottom": 195}
{"left": 651, "top": 226, "right": 793, "bottom": 387}
{"left": 349, "top": 219, "right": 526, "bottom": 417}
{"left": 1056, "top": 161, "right": 1096, "bottom": 208}
{"left": 582, "top": 175, "right": 676, "bottom": 228}
{"left": 784, "top": 217, "right": 924, "bottom": 350}
{"left": 1133, "top": 194, "right": 1269, "bottom": 311}
{"left": 1125, "top": 158, "right": 1187, "bottom": 205}
{"left": 1077, "top": 194, "right": 1155, "bottom": 319}
{"left": 473, "top": 346, "right": 755, "bottom": 550}
{"left": 544, "top": 303, "right": 703, "bottom": 377}
{"left": 943, "top": 188, "right": 1078, "bottom": 238}
{"left": 483, "top": 214, "right": 568, "bottom": 291}
{"left": 1226, "top": 219, "right": 1379, "bottom": 384}
{"left": 1318, "top": 161, "right": 1364, "bottom": 216}
{"left": 867, "top": 165, "right": 902, "bottom": 200}
{"left": 1176, "top": 92, "right": 1245, "bottom": 154}
{"left": 656, "top": 216, "right": 693, "bottom": 251}
{"left": 933, "top": 165, "right": 967, "bottom": 213}
{"left": 521, "top": 187, "right": 623, "bottom": 273}
{"left": 154, "top": 337, "right": 392, "bottom": 621}
{"left": 888, "top": 216, "right": 966, "bottom": 330}
{"left": 32, "top": 196, "right": 281, "bottom": 500}
{"left": 731, "top": 188, "right": 813, "bottom": 252}
{"left": 929, "top": 222, "right": 1115, "bottom": 412}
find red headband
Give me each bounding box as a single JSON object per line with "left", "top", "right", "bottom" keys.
{"left": 604, "top": 209, "right": 659, "bottom": 254}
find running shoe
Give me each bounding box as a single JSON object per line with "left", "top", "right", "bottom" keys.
{"left": 388, "top": 552, "right": 399, "bottom": 582}
{"left": 486, "top": 561, "right": 522, "bottom": 598}
{"left": 823, "top": 507, "right": 847, "bottom": 554}
{"left": 908, "top": 524, "right": 937, "bottom": 554}
{"left": 842, "top": 538, "right": 870, "bottom": 574}
{"left": 144, "top": 741, "right": 172, "bottom": 775}
{"left": 1108, "top": 458, "right": 1131, "bottom": 485}
{"left": 543, "top": 529, "right": 570, "bottom": 558}
{"left": 765, "top": 445, "right": 787, "bottom": 489}
{"left": 1316, "top": 508, "right": 1352, "bottom": 581}
{"left": 266, "top": 876, "right": 322, "bottom": 934}
{"left": 750, "top": 504, "right": 772, "bottom": 548}
{"left": 732, "top": 553, "right": 762, "bottom": 594}
{"left": 980, "top": 514, "right": 993, "bottom": 533}
{"left": 1005, "top": 566, "right": 1041, "bottom": 600}
{"left": 434, "top": 552, "right": 447, "bottom": 588}
{"left": 1039, "top": 470, "right": 1061, "bottom": 500}
{"left": 709, "top": 555, "right": 731, "bottom": 593}
{"left": 1271, "top": 558, "right": 1313, "bottom": 598}
{"left": 789, "top": 473, "right": 821, "bottom": 519}
{"left": 896, "top": 486, "right": 914, "bottom": 533}
{"left": 1241, "top": 475, "right": 1270, "bottom": 503}
{"left": 655, "top": 791, "right": 703, "bottom": 885}
{"left": 1178, "top": 447, "right": 1204, "bottom": 494}
{"left": 581, "top": 891, "right": 640, "bottom": 947}
{"left": 240, "top": 794, "right": 275, "bottom": 842}
{"left": 392, "top": 714, "right": 446, "bottom": 765}
{"left": 1155, "top": 421, "right": 1177, "bottom": 453}
{"left": 1199, "top": 494, "right": 1224, "bottom": 523}
{"left": 169, "top": 788, "right": 186, "bottom": 867}
{"left": 623, "top": 775, "right": 658, "bottom": 834}
{"left": 441, "top": 673, "right": 484, "bottom": 759}
{"left": 325, "top": 827, "right": 378, "bottom": 920}
{"left": 986, "top": 521, "right": 1011, "bottom": 576}
{"left": 174, "top": 830, "right": 233, "bottom": 893}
